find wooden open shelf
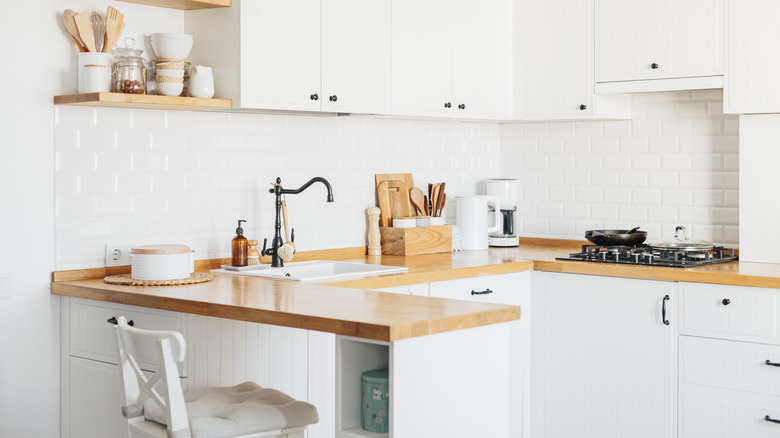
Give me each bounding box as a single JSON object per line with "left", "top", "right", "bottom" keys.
{"left": 54, "top": 93, "right": 232, "bottom": 111}
{"left": 117, "top": 0, "right": 230, "bottom": 10}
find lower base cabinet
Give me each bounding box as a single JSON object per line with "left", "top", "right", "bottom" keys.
{"left": 531, "top": 272, "right": 678, "bottom": 438}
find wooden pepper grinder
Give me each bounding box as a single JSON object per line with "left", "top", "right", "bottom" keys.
{"left": 367, "top": 207, "right": 382, "bottom": 256}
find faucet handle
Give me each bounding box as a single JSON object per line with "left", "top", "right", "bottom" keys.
{"left": 261, "top": 238, "right": 268, "bottom": 255}
{"left": 291, "top": 228, "right": 295, "bottom": 243}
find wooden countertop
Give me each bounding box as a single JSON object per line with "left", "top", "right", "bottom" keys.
{"left": 51, "top": 273, "right": 522, "bottom": 342}
{"left": 51, "top": 238, "right": 780, "bottom": 342}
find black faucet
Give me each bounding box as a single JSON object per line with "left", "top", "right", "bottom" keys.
{"left": 262, "top": 177, "right": 334, "bottom": 267}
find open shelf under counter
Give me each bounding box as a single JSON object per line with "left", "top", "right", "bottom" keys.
{"left": 117, "top": 0, "right": 230, "bottom": 10}
{"left": 340, "top": 426, "right": 388, "bottom": 438}
{"left": 54, "top": 92, "right": 232, "bottom": 111}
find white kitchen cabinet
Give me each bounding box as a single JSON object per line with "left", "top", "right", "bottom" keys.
{"left": 679, "top": 282, "right": 780, "bottom": 346}
{"left": 391, "top": 0, "right": 509, "bottom": 120}
{"left": 531, "top": 272, "right": 677, "bottom": 438}
{"left": 724, "top": 0, "right": 780, "bottom": 113}
{"left": 429, "top": 271, "right": 530, "bottom": 438}
{"left": 678, "top": 282, "right": 780, "bottom": 437}
{"left": 595, "top": 0, "right": 724, "bottom": 91}
{"left": 187, "top": 0, "right": 391, "bottom": 114}
{"left": 61, "top": 297, "right": 188, "bottom": 438}
{"left": 520, "top": 0, "right": 630, "bottom": 120}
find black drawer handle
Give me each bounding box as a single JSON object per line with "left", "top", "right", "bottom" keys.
{"left": 107, "top": 316, "right": 134, "bottom": 327}
{"left": 767, "top": 360, "right": 780, "bottom": 367}
{"left": 722, "top": 298, "right": 731, "bottom": 305}
{"left": 662, "top": 295, "right": 670, "bottom": 326}
{"left": 766, "top": 415, "right": 780, "bottom": 424}
{"left": 471, "top": 288, "right": 493, "bottom": 295}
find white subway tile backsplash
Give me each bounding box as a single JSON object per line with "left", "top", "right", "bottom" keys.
{"left": 55, "top": 91, "right": 738, "bottom": 268}
{"left": 500, "top": 90, "right": 738, "bottom": 245}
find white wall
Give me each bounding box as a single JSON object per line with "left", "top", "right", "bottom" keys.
{"left": 0, "top": 2, "right": 183, "bottom": 436}
{"left": 500, "top": 90, "right": 739, "bottom": 245}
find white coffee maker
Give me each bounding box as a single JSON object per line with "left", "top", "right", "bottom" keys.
{"left": 485, "top": 179, "right": 520, "bottom": 247}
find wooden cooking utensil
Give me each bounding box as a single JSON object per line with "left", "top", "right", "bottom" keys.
{"left": 103, "top": 6, "right": 124, "bottom": 53}
{"left": 434, "top": 182, "right": 446, "bottom": 217}
{"left": 75, "top": 12, "right": 97, "bottom": 52}
{"left": 63, "top": 10, "right": 87, "bottom": 52}
{"left": 430, "top": 183, "right": 440, "bottom": 217}
{"left": 440, "top": 193, "right": 448, "bottom": 216}
{"left": 410, "top": 187, "right": 426, "bottom": 215}
{"left": 376, "top": 180, "right": 393, "bottom": 227}
{"left": 423, "top": 195, "right": 429, "bottom": 215}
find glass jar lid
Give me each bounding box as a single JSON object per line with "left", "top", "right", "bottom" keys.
{"left": 112, "top": 38, "right": 146, "bottom": 67}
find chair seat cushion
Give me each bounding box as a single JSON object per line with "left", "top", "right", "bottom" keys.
{"left": 144, "top": 381, "right": 319, "bottom": 438}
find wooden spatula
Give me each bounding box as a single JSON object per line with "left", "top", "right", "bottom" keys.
{"left": 75, "top": 12, "right": 97, "bottom": 52}
{"left": 103, "top": 6, "right": 124, "bottom": 53}
{"left": 376, "top": 180, "right": 393, "bottom": 227}
{"left": 63, "top": 10, "right": 87, "bottom": 52}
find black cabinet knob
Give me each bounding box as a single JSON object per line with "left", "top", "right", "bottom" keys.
{"left": 651, "top": 63, "right": 659, "bottom": 69}
{"left": 444, "top": 102, "right": 451, "bottom": 108}
{"left": 329, "top": 95, "right": 338, "bottom": 102}
{"left": 579, "top": 104, "right": 587, "bottom": 110}
{"left": 310, "top": 94, "right": 319, "bottom": 101}
{"left": 107, "top": 316, "right": 134, "bottom": 326}
{"left": 722, "top": 298, "right": 731, "bottom": 306}
{"left": 458, "top": 104, "right": 465, "bottom": 110}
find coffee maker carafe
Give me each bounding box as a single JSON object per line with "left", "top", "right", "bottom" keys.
{"left": 485, "top": 179, "right": 519, "bottom": 247}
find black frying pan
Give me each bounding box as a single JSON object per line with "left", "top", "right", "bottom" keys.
{"left": 585, "top": 228, "right": 647, "bottom": 246}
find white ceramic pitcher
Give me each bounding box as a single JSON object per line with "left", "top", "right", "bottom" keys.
{"left": 189, "top": 65, "right": 215, "bottom": 98}
{"left": 456, "top": 196, "right": 501, "bottom": 250}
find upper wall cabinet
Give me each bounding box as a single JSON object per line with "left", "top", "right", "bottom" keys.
{"left": 520, "top": 0, "right": 630, "bottom": 120}
{"left": 186, "top": 0, "right": 391, "bottom": 114}
{"left": 594, "top": 0, "right": 724, "bottom": 93}
{"left": 724, "top": 0, "right": 780, "bottom": 114}
{"left": 391, "top": 0, "right": 509, "bottom": 120}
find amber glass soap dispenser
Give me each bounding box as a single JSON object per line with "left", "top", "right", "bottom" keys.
{"left": 232, "top": 219, "right": 248, "bottom": 267}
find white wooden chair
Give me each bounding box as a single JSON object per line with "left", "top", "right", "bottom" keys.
{"left": 113, "top": 316, "right": 318, "bottom": 438}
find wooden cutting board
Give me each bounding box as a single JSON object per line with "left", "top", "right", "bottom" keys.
{"left": 375, "top": 174, "right": 414, "bottom": 191}
{"left": 377, "top": 180, "right": 412, "bottom": 227}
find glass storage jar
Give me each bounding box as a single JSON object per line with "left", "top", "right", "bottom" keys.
{"left": 112, "top": 38, "right": 147, "bottom": 94}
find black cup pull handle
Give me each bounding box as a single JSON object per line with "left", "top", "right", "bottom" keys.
{"left": 662, "top": 295, "right": 670, "bottom": 326}
{"left": 722, "top": 298, "right": 731, "bottom": 305}
{"left": 766, "top": 415, "right": 780, "bottom": 424}
{"left": 766, "top": 360, "right": 780, "bottom": 368}
{"left": 471, "top": 288, "right": 493, "bottom": 295}
{"left": 107, "top": 316, "right": 134, "bottom": 327}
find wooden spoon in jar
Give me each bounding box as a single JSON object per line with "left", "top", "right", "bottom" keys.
{"left": 410, "top": 187, "right": 426, "bottom": 216}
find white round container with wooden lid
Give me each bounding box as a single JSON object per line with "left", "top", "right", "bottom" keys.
{"left": 131, "top": 244, "right": 194, "bottom": 281}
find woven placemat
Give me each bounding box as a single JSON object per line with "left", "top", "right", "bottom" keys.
{"left": 104, "top": 272, "right": 213, "bottom": 286}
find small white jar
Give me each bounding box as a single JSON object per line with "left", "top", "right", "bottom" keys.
{"left": 131, "top": 244, "right": 194, "bottom": 281}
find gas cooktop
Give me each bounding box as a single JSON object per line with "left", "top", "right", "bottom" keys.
{"left": 557, "top": 244, "right": 738, "bottom": 268}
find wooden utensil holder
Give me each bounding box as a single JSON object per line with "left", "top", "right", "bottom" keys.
{"left": 379, "top": 225, "right": 452, "bottom": 256}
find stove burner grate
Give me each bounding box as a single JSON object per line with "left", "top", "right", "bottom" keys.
{"left": 557, "top": 244, "right": 737, "bottom": 268}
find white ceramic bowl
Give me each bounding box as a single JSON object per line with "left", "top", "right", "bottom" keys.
{"left": 156, "top": 81, "right": 184, "bottom": 96}
{"left": 151, "top": 33, "right": 194, "bottom": 60}
{"left": 156, "top": 68, "right": 185, "bottom": 78}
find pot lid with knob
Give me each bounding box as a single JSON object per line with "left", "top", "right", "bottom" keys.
{"left": 648, "top": 226, "right": 715, "bottom": 251}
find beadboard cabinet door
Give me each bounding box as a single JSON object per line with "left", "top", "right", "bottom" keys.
{"left": 724, "top": 0, "right": 780, "bottom": 113}
{"left": 521, "top": 0, "right": 630, "bottom": 120}
{"left": 595, "top": 0, "right": 723, "bottom": 82}
{"left": 391, "top": 0, "right": 453, "bottom": 118}
{"left": 240, "top": 0, "right": 322, "bottom": 111}
{"left": 392, "top": 0, "right": 509, "bottom": 119}
{"left": 532, "top": 272, "right": 677, "bottom": 438}
{"left": 321, "top": 0, "right": 391, "bottom": 114}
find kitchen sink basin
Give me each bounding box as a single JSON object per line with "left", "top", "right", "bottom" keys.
{"left": 213, "top": 260, "right": 408, "bottom": 282}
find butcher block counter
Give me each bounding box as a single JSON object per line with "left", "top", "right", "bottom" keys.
{"left": 51, "top": 238, "right": 780, "bottom": 342}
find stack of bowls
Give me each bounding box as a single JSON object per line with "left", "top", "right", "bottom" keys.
{"left": 154, "top": 61, "right": 188, "bottom": 96}
{"left": 150, "top": 33, "right": 194, "bottom": 60}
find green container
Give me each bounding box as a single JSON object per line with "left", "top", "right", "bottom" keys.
{"left": 361, "top": 368, "right": 389, "bottom": 433}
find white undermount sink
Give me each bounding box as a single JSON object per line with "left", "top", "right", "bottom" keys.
{"left": 212, "top": 260, "right": 409, "bottom": 282}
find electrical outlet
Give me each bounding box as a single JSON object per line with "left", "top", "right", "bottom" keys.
{"left": 105, "top": 244, "right": 134, "bottom": 267}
